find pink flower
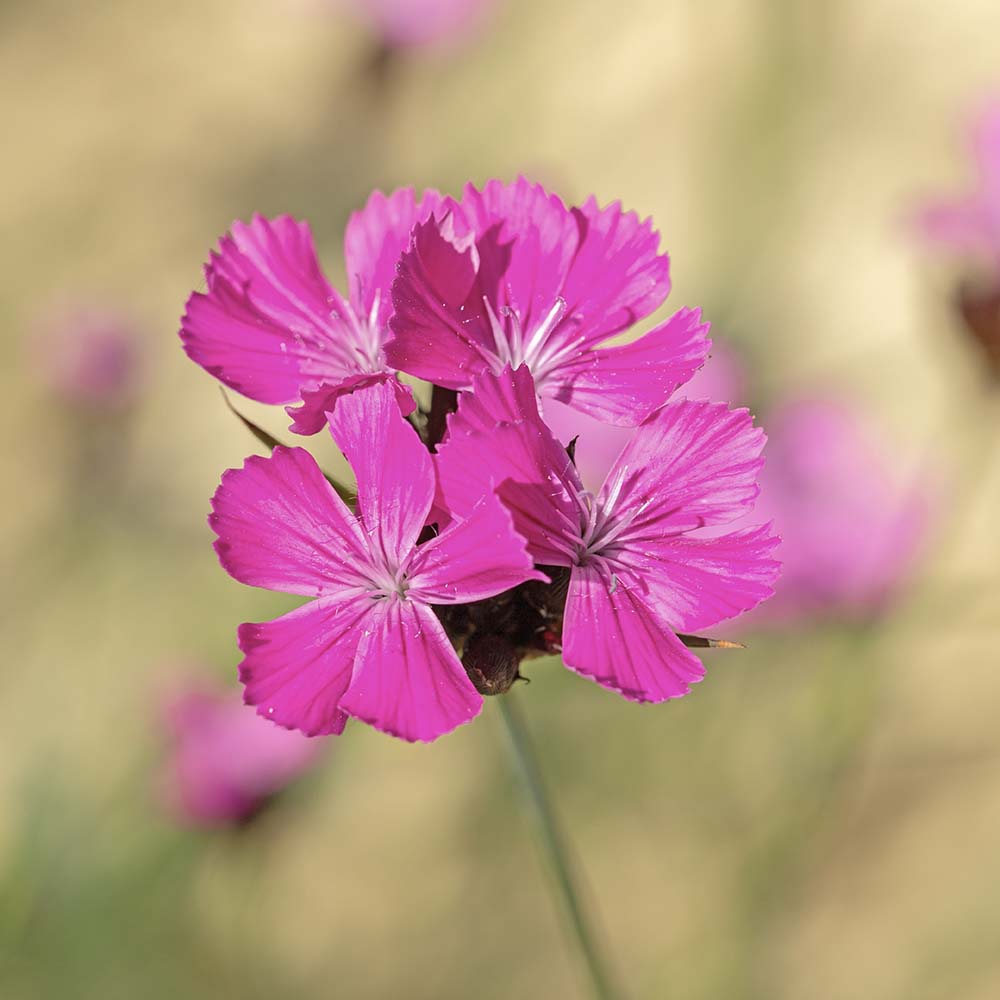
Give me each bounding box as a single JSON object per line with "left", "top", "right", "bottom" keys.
{"left": 180, "top": 188, "right": 440, "bottom": 434}
{"left": 918, "top": 101, "right": 1000, "bottom": 265}
{"left": 160, "top": 680, "right": 322, "bottom": 827}
{"left": 434, "top": 366, "right": 780, "bottom": 702}
{"left": 753, "top": 399, "right": 930, "bottom": 624}
{"left": 209, "top": 380, "right": 542, "bottom": 742}
{"left": 32, "top": 303, "right": 142, "bottom": 412}
{"left": 388, "top": 177, "right": 710, "bottom": 425}
{"left": 344, "top": 0, "right": 499, "bottom": 49}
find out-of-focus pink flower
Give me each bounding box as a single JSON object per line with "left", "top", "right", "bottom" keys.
{"left": 389, "top": 177, "right": 710, "bottom": 425}
{"left": 542, "top": 338, "right": 746, "bottom": 492}
{"left": 180, "top": 190, "right": 440, "bottom": 434}
{"left": 754, "top": 399, "right": 930, "bottom": 624}
{"left": 918, "top": 101, "right": 1000, "bottom": 265}
{"left": 210, "top": 380, "right": 542, "bottom": 742}
{"left": 161, "top": 681, "right": 323, "bottom": 828}
{"left": 917, "top": 102, "right": 1000, "bottom": 379}
{"left": 32, "top": 304, "right": 142, "bottom": 412}
{"left": 344, "top": 0, "right": 499, "bottom": 49}
{"left": 435, "top": 366, "right": 779, "bottom": 702}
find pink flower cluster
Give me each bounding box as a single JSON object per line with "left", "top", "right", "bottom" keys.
{"left": 181, "top": 179, "right": 780, "bottom": 742}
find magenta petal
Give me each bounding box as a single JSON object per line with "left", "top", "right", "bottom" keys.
{"left": 552, "top": 308, "right": 711, "bottom": 424}
{"left": 443, "top": 359, "right": 546, "bottom": 435}
{"left": 457, "top": 180, "right": 672, "bottom": 348}
{"left": 435, "top": 424, "right": 579, "bottom": 565}
{"left": 180, "top": 215, "right": 355, "bottom": 403}
{"left": 604, "top": 399, "right": 766, "bottom": 538}
{"left": 344, "top": 187, "right": 442, "bottom": 328}
{"left": 434, "top": 366, "right": 582, "bottom": 565}
{"left": 285, "top": 373, "right": 416, "bottom": 435}
{"left": 340, "top": 600, "right": 482, "bottom": 742}
{"left": 621, "top": 524, "right": 781, "bottom": 632}
{"left": 443, "top": 368, "right": 579, "bottom": 500}
{"left": 409, "top": 489, "right": 544, "bottom": 604}
{"left": 386, "top": 213, "right": 500, "bottom": 387}
{"left": 562, "top": 563, "right": 704, "bottom": 702}
{"left": 210, "top": 446, "right": 369, "bottom": 596}
{"left": 458, "top": 177, "right": 579, "bottom": 330}
{"left": 326, "top": 380, "right": 434, "bottom": 565}
{"left": 558, "top": 195, "right": 672, "bottom": 346}
{"left": 239, "top": 595, "right": 373, "bottom": 736}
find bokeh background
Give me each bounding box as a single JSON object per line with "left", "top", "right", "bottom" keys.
{"left": 3, "top": 1, "right": 1000, "bottom": 998}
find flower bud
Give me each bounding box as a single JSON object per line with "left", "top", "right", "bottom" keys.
{"left": 462, "top": 634, "right": 522, "bottom": 696}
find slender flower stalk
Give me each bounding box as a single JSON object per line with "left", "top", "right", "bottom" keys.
{"left": 496, "top": 694, "right": 620, "bottom": 1000}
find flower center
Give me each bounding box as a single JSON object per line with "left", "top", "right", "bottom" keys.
{"left": 573, "top": 464, "right": 648, "bottom": 564}
{"left": 364, "top": 550, "right": 412, "bottom": 600}
{"left": 320, "top": 284, "right": 386, "bottom": 377}
{"left": 352, "top": 288, "right": 387, "bottom": 373}
{"left": 482, "top": 297, "right": 575, "bottom": 388}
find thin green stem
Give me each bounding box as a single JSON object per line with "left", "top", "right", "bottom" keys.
{"left": 495, "top": 694, "right": 621, "bottom": 1000}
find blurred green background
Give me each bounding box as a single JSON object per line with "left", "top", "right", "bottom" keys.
{"left": 3, "top": 1, "right": 1000, "bottom": 998}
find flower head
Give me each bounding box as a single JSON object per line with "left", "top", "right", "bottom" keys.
{"left": 434, "top": 366, "right": 780, "bottom": 702}
{"left": 180, "top": 188, "right": 440, "bottom": 433}
{"left": 183, "top": 178, "right": 784, "bottom": 739}
{"left": 210, "top": 380, "right": 542, "bottom": 741}
{"left": 160, "top": 680, "right": 322, "bottom": 827}
{"left": 388, "top": 177, "right": 711, "bottom": 425}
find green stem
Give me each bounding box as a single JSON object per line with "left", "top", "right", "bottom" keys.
{"left": 496, "top": 694, "right": 621, "bottom": 1000}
